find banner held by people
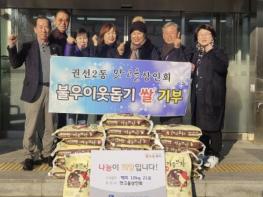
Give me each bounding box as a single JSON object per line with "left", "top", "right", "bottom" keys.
{"left": 49, "top": 56, "right": 191, "bottom": 116}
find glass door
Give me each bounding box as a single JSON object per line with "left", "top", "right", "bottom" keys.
{"left": 0, "top": 8, "right": 252, "bottom": 134}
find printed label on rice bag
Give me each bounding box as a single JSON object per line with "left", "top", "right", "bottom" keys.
{"left": 63, "top": 153, "right": 91, "bottom": 197}
{"left": 90, "top": 150, "right": 166, "bottom": 197}
{"left": 165, "top": 152, "right": 192, "bottom": 197}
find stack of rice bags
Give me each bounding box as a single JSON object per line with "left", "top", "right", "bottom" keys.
{"left": 153, "top": 124, "right": 205, "bottom": 178}
{"left": 100, "top": 114, "right": 160, "bottom": 150}
{"left": 49, "top": 124, "right": 105, "bottom": 179}
{"left": 152, "top": 124, "right": 205, "bottom": 197}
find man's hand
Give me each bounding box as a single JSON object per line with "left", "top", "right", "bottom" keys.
{"left": 8, "top": 34, "right": 17, "bottom": 48}
{"left": 67, "top": 36, "right": 75, "bottom": 44}
{"left": 174, "top": 32, "right": 181, "bottom": 48}
{"left": 191, "top": 63, "right": 196, "bottom": 72}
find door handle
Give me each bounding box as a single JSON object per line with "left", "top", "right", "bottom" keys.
{"left": 257, "top": 102, "right": 263, "bottom": 112}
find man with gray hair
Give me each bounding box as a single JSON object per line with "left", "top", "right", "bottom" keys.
{"left": 160, "top": 22, "right": 188, "bottom": 124}
{"left": 7, "top": 16, "right": 62, "bottom": 170}
{"left": 161, "top": 22, "right": 187, "bottom": 61}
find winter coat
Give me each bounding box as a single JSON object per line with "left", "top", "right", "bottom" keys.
{"left": 191, "top": 47, "right": 228, "bottom": 131}
{"left": 49, "top": 28, "right": 68, "bottom": 51}
{"left": 95, "top": 43, "right": 119, "bottom": 58}
{"left": 64, "top": 43, "right": 94, "bottom": 57}
{"left": 160, "top": 45, "right": 188, "bottom": 62}
{"left": 122, "top": 39, "right": 160, "bottom": 60}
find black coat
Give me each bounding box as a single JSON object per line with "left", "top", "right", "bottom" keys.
{"left": 160, "top": 45, "right": 188, "bottom": 62}
{"left": 191, "top": 47, "right": 228, "bottom": 131}
{"left": 95, "top": 43, "right": 119, "bottom": 58}
{"left": 7, "top": 40, "right": 62, "bottom": 103}
{"left": 122, "top": 39, "right": 160, "bottom": 60}
{"left": 49, "top": 28, "right": 67, "bottom": 50}
{"left": 64, "top": 43, "right": 94, "bottom": 57}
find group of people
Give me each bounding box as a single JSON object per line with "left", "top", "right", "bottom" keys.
{"left": 7, "top": 10, "right": 228, "bottom": 170}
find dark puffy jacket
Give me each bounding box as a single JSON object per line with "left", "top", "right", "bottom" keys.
{"left": 122, "top": 39, "right": 160, "bottom": 60}
{"left": 95, "top": 43, "right": 119, "bottom": 58}
{"left": 64, "top": 43, "right": 94, "bottom": 57}
{"left": 160, "top": 45, "right": 188, "bottom": 62}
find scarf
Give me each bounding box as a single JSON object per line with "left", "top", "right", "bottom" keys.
{"left": 129, "top": 39, "right": 146, "bottom": 60}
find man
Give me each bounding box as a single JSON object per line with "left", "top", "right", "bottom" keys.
{"left": 7, "top": 16, "right": 62, "bottom": 170}
{"left": 160, "top": 22, "right": 188, "bottom": 124}
{"left": 49, "top": 10, "right": 70, "bottom": 128}
{"left": 161, "top": 22, "right": 187, "bottom": 61}
{"left": 49, "top": 9, "right": 70, "bottom": 50}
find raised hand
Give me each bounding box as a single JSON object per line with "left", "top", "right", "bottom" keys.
{"left": 174, "top": 32, "right": 181, "bottom": 48}
{"left": 117, "top": 42, "right": 125, "bottom": 56}
{"left": 8, "top": 34, "right": 17, "bottom": 48}
{"left": 67, "top": 36, "right": 75, "bottom": 44}
{"left": 92, "top": 34, "right": 98, "bottom": 46}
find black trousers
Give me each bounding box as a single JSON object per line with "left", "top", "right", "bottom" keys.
{"left": 199, "top": 130, "right": 222, "bottom": 157}
{"left": 57, "top": 113, "right": 67, "bottom": 129}
{"left": 160, "top": 116, "right": 183, "bottom": 124}
{"left": 68, "top": 114, "right": 88, "bottom": 123}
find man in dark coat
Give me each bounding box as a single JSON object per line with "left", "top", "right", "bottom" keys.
{"left": 191, "top": 24, "right": 228, "bottom": 168}
{"left": 160, "top": 22, "right": 188, "bottom": 124}
{"left": 49, "top": 10, "right": 70, "bottom": 128}
{"left": 49, "top": 10, "right": 70, "bottom": 51}
{"left": 7, "top": 16, "right": 62, "bottom": 170}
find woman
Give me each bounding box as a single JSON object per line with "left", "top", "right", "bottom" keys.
{"left": 92, "top": 23, "right": 124, "bottom": 121}
{"left": 64, "top": 28, "right": 93, "bottom": 124}
{"left": 191, "top": 24, "right": 228, "bottom": 168}
{"left": 93, "top": 23, "right": 123, "bottom": 58}
{"left": 121, "top": 19, "right": 160, "bottom": 60}
{"left": 65, "top": 28, "right": 93, "bottom": 57}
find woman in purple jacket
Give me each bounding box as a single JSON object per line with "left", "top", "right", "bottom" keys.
{"left": 64, "top": 28, "right": 94, "bottom": 124}
{"left": 64, "top": 28, "right": 94, "bottom": 57}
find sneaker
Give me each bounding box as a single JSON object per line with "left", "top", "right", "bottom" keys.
{"left": 204, "top": 156, "right": 219, "bottom": 168}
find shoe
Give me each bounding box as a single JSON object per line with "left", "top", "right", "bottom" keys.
{"left": 23, "top": 159, "right": 34, "bottom": 171}
{"left": 41, "top": 156, "right": 53, "bottom": 167}
{"left": 204, "top": 156, "right": 219, "bottom": 168}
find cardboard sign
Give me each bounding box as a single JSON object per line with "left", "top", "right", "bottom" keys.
{"left": 90, "top": 150, "right": 166, "bottom": 197}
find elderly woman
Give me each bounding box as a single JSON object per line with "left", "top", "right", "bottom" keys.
{"left": 64, "top": 28, "right": 93, "bottom": 125}
{"left": 121, "top": 20, "right": 160, "bottom": 60}
{"left": 93, "top": 23, "right": 123, "bottom": 58}
{"left": 191, "top": 24, "right": 228, "bottom": 168}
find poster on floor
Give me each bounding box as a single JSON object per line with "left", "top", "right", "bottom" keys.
{"left": 90, "top": 150, "right": 166, "bottom": 197}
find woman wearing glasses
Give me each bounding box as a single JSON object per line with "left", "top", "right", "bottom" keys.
{"left": 191, "top": 24, "right": 229, "bottom": 168}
